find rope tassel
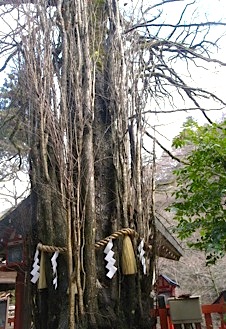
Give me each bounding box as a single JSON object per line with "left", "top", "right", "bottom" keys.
{"left": 121, "top": 235, "right": 137, "bottom": 275}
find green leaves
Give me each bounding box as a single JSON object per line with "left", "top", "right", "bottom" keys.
{"left": 170, "top": 117, "right": 226, "bottom": 264}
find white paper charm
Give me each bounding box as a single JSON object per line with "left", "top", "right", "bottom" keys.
{"left": 51, "top": 251, "right": 59, "bottom": 289}
{"left": 104, "top": 239, "right": 113, "bottom": 254}
{"left": 104, "top": 239, "right": 117, "bottom": 279}
{"left": 31, "top": 247, "right": 40, "bottom": 284}
{"left": 138, "top": 239, "right": 147, "bottom": 275}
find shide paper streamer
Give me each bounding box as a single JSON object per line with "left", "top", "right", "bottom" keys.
{"left": 104, "top": 239, "right": 117, "bottom": 279}
{"left": 138, "top": 239, "right": 146, "bottom": 275}
{"left": 31, "top": 248, "right": 40, "bottom": 284}
{"left": 51, "top": 251, "right": 59, "bottom": 289}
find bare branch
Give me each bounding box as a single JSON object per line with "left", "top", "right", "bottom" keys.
{"left": 125, "top": 21, "right": 226, "bottom": 34}
{"left": 145, "top": 130, "right": 187, "bottom": 164}
{"left": 166, "top": 1, "right": 195, "bottom": 40}
{"left": 0, "top": 49, "right": 18, "bottom": 72}
{"left": 142, "top": 0, "right": 191, "bottom": 16}
{"left": 138, "top": 107, "right": 225, "bottom": 117}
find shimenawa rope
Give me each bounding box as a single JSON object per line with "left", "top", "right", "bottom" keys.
{"left": 37, "top": 228, "right": 138, "bottom": 253}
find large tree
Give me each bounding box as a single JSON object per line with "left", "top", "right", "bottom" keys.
{"left": 1, "top": 0, "right": 226, "bottom": 328}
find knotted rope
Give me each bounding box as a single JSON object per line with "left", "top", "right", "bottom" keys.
{"left": 37, "top": 242, "right": 67, "bottom": 254}
{"left": 37, "top": 228, "right": 138, "bottom": 253}
{"left": 95, "top": 228, "right": 138, "bottom": 249}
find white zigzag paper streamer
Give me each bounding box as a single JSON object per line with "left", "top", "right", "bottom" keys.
{"left": 31, "top": 248, "right": 40, "bottom": 284}
{"left": 51, "top": 251, "right": 59, "bottom": 289}
{"left": 104, "top": 239, "right": 117, "bottom": 279}
{"left": 138, "top": 239, "right": 146, "bottom": 275}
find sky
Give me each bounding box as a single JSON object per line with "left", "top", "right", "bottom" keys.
{"left": 137, "top": 0, "right": 226, "bottom": 155}
{"left": 0, "top": 0, "right": 226, "bottom": 209}
{"left": 118, "top": 1, "right": 226, "bottom": 156}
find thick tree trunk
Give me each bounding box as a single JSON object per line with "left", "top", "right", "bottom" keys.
{"left": 20, "top": 0, "right": 156, "bottom": 328}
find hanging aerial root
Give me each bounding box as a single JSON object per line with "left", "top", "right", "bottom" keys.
{"left": 36, "top": 228, "right": 138, "bottom": 254}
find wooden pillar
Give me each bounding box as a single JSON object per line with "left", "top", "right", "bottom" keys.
{"left": 14, "top": 271, "right": 25, "bottom": 329}
{"left": 159, "top": 308, "right": 170, "bottom": 329}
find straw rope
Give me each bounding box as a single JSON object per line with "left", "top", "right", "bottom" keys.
{"left": 37, "top": 242, "right": 67, "bottom": 254}
{"left": 36, "top": 228, "right": 138, "bottom": 254}
{"left": 95, "top": 228, "right": 138, "bottom": 249}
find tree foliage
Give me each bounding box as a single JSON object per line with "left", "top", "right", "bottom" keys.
{"left": 171, "top": 117, "right": 226, "bottom": 264}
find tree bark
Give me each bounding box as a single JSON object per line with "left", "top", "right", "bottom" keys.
{"left": 12, "top": 0, "right": 156, "bottom": 328}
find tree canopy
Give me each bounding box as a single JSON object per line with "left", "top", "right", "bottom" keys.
{"left": 0, "top": 0, "right": 226, "bottom": 328}
{"left": 171, "top": 117, "right": 226, "bottom": 264}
